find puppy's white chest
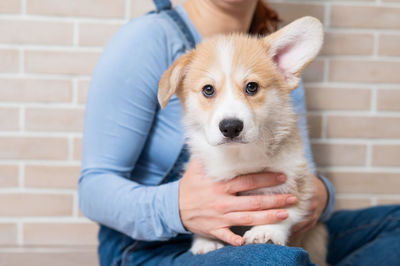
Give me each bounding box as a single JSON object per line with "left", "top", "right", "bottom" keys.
{"left": 203, "top": 146, "right": 268, "bottom": 180}
{"left": 199, "top": 143, "right": 304, "bottom": 196}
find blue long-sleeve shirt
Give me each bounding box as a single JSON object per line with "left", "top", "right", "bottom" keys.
{"left": 78, "top": 5, "right": 335, "bottom": 241}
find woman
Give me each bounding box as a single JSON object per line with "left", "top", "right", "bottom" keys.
{"left": 79, "top": 0, "right": 400, "bottom": 265}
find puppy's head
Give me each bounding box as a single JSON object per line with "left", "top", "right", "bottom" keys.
{"left": 158, "top": 16, "right": 323, "bottom": 146}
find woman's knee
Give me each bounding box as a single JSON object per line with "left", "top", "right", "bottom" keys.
{"left": 201, "top": 244, "right": 314, "bottom": 266}
{"left": 388, "top": 204, "right": 400, "bottom": 218}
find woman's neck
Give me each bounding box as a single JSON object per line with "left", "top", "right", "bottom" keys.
{"left": 183, "top": 0, "right": 258, "bottom": 38}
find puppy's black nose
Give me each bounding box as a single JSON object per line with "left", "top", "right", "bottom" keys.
{"left": 219, "top": 119, "right": 243, "bottom": 138}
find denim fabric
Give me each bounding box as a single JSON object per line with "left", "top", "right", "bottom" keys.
{"left": 121, "top": 243, "right": 314, "bottom": 266}
{"left": 153, "top": 0, "right": 171, "bottom": 11}
{"left": 326, "top": 205, "right": 400, "bottom": 266}
{"left": 100, "top": 205, "right": 400, "bottom": 266}
{"left": 160, "top": 144, "right": 190, "bottom": 185}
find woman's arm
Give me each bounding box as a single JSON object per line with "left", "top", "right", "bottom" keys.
{"left": 291, "top": 82, "right": 336, "bottom": 224}
{"left": 79, "top": 16, "right": 189, "bottom": 240}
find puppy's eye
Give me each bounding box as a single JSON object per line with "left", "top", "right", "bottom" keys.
{"left": 202, "top": 85, "right": 215, "bottom": 98}
{"left": 245, "top": 82, "right": 259, "bottom": 95}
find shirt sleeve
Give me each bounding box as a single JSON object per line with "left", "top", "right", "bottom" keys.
{"left": 291, "top": 81, "right": 336, "bottom": 221}
{"left": 78, "top": 16, "right": 189, "bottom": 241}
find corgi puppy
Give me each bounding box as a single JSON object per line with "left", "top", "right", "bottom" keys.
{"left": 158, "top": 16, "right": 327, "bottom": 264}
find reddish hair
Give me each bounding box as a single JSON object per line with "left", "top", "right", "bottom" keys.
{"left": 249, "top": 0, "right": 280, "bottom": 35}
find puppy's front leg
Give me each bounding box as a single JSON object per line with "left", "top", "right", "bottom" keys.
{"left": 190, "top": 235, "right": 225, "bottom": 255}
{"left": 243, "top": 207, "right": 305, "bottom": 245}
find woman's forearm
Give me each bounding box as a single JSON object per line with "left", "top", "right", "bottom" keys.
{"left": 291, "top": 82, "right": 336, "bottom": 220}
{"left": 79, "top": 170, "right": 189, "bottom": 240}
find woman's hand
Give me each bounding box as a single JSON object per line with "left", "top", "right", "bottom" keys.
{"left": 179, "top": 158, "right": 297, "bottom": 246}
{"left": 291, "top": 174, "right": 328, "bottom": 236}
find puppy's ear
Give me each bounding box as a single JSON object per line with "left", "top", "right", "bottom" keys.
{"left": 264, "top": 16, "right": 323, "bottom": 89}
{"left": 158, "top": 51, "right": 193, "bottom": 108}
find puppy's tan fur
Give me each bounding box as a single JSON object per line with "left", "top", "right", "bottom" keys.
{"left": 159, "top": 17, "right": 327, "bottom": 265}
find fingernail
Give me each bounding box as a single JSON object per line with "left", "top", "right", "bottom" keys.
{"left": 286, "top": 196, "right": 296, "bottom": 204}
{"left": 276, "top": 174, "right": 286, "bottom": 182}
{"left": 235, "top": 237, "right": 243, "bottom": 246}
{"left": 277, "top": 210, "right": 288, "bottom": 219}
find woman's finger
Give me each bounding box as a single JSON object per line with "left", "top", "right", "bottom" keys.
{"left": 224, "top": 172, "right": 286, "bottom": 194}
{"left": 224, "top": 209, "right": 288, "bottom": 226}
{"left": 223, "top": 194, "right": 296, "bottom": 213}
{"left": 211, "top": 228, "right": 244, "bottom": 246}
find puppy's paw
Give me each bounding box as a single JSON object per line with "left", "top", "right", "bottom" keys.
{"left": 190, "top": 237, "right": 225, "bottom": 255}
{"left": 243, "top": 225, "right": 288, "bottom": 246}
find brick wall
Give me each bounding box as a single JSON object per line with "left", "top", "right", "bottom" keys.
{"left": 0, "top": 0, "right": 399, "bottom": 265}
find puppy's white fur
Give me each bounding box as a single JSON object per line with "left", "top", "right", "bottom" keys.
{"left": 158, "top": 17, "right": 327, "bottom": 264}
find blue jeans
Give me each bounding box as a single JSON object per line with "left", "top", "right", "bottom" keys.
{"left": 326, "top": 205, "right": 400, "bottom": 265}
{"left": 98, "top": 205, "right": 400, "bottom": 266}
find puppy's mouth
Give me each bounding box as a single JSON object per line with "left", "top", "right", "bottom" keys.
{"left": 217, "top": 137, "right": 249, "bottom": 145}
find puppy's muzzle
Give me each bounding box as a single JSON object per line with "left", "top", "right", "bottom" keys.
{"left": 219, "top": 119, "right": 243, "bottom": 139}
